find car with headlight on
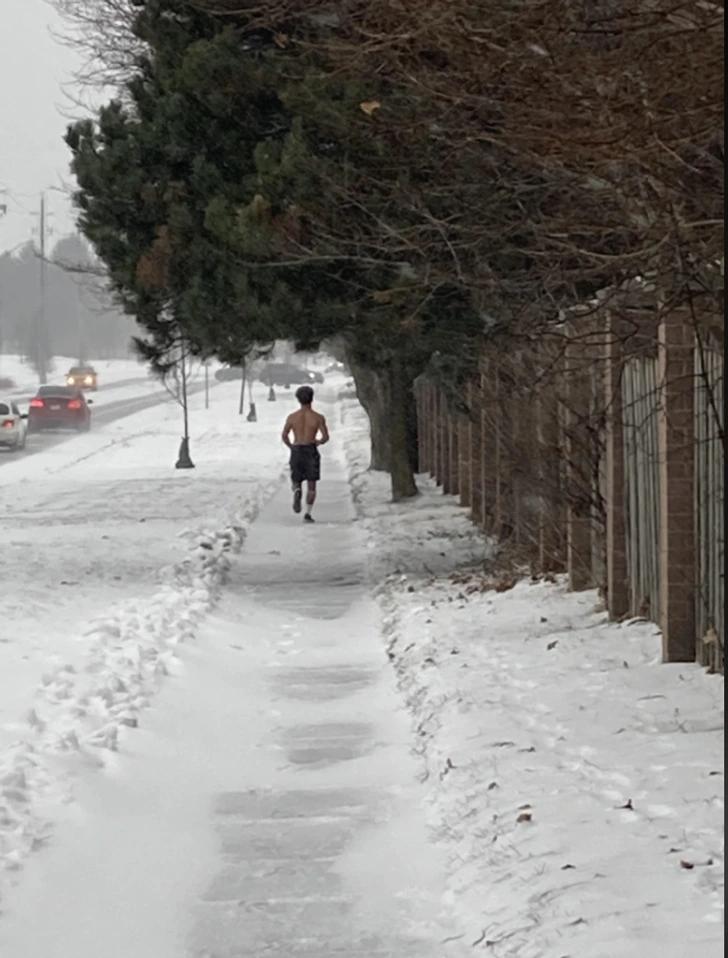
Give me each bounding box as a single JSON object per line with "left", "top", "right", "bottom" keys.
{"left": 66, "top": 365, "right": 98, "bottom": 391}
{"left": 0, "top": 398, "right": 28, "bottom": 450}
{"left": 28, "top": 386, "right": 93, "bottom": 432}
{"left": 258, "top": 363, "right": 324, "bottom": 388}
{"left": 325, "top": 361, "right": 347, "bottom": 374}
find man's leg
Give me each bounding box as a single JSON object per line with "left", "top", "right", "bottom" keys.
{"left": 290, "top": 448, "right": 303, "bottom": 513}
{"left": 303, "top": 481, "right": 317, "bottom": 522}
{"left": 292, "top": 480, "right": 303, "bottom": 513}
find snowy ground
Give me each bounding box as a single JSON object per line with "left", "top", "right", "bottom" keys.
{"left": 0, "top": 382, "right": 461, "bottom": 958}
{"left": 339, "top": 397, "right": 725, "bottom": 958}
{"left": 0, "top": 377, "right": 722, "bottom": 957}
{"left": 0, "top": 380, "right": 287, "bottom": 897}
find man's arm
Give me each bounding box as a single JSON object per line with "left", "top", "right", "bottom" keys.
{"left": 316, "top": 415, "right": 330, "bottom": 446}
{"left": 281, "top": 415, "right": 293, "bottom": 448}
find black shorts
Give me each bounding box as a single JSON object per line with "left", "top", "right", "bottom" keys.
{"left": 290, "top": 444, "right": 321, "bottom": 484}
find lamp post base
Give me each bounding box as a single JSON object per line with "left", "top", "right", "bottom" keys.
{"left": 175, "top": 437, "right": 195, "bottom": 469}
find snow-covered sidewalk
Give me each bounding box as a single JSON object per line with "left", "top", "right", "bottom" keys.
{"left": 1, "top": 384, "right": 722, "bottom": 957}
{"left": 0, "top": 390, "right": 463, "bottom": 957}
{"left": 340, "top": 398, "right": 725, "bottom": 958}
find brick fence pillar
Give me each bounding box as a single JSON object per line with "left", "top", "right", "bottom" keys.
{"left": 512, "top": 353, "right": 539, "bottom": 561}
{"left": 604, "top": 312, "right": 629, "bottom": 618}
{"left": 438, "top": 393, "right": 450, "bottom": 492}
{"left": 447, "top": 407, "right": 460, "bottom": 496}
{"left": 495, "top": 359, "right": 515, "bottom": 539}
{"left": 469, "top": 379, "right": 484, "bottom": 526}
{"left": 563, "top": 327, "right": 594, "bottom": 590}
{"left": 658, "top": 311, "right": 696, "bottom": 662}
{"left": 536, "top": 345, "right": 566, "bottom": 571}
{"left": 426, "top": 382, "right": 437, "bottom": 475}
{"left": 435, "top": 388, "right": 446, "bottom": 486}
{"left": 481, "top": 357, "right": 498, "bottom": 533}
{"left": 458, "top": 404, "right": 472, "bottom": 509}
{"left": 415, "top": 382, "right": 423, "bottom": 473}
{"left": 430, "top": 387, "right": 439, "bottom": 482}
{"left": 435, "top": 385, "right": 444, "bottom": 482}
{"left": 415, "top": 382, "right": 426, "bottom": 474}
{"left": 427, "top": 386, "right": 436, "bottom": 480}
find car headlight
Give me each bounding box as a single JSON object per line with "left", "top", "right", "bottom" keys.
{"left": 84, "top": 376, "right": 93, "bottom": 384}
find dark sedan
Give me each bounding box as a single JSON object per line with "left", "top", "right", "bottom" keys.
{"left": 258, "top": 363, "right": 324, "bottom": 388}
{"left": 28, "top": 386, "right": 93, "bottom": 432}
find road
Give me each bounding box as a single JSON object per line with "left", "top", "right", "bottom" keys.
{"left": 8, "top": 374, "right": 153, "bottom": 407}
{"left": 0, "top": 378, "right": 213, "bottom": 468}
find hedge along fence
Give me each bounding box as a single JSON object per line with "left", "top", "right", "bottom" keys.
{"left": 415, "top": 302, "right": 724, "bottom": 671}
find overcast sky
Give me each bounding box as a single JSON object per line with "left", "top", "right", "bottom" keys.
{"left": 0, "top": 0, "right": 86, "bottom": 255}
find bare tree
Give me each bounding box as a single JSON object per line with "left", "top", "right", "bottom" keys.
{"left": 51, "top": 0, "right": 144, "bottom": 89}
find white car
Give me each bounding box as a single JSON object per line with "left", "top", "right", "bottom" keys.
{"left": 0, "top": 397, "right": 28, "bottom": 450}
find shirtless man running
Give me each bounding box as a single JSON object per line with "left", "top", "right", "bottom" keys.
{"left": 281, "top": 385, "right": 330, "bottom": 522}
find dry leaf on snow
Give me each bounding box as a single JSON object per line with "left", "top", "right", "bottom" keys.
{"left": 360, "top": 100, "right": 382, "bottom": 116}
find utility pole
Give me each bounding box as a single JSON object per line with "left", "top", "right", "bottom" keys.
{"left": 0, "top": 193, "right": 5, "bottom": 370}
{"left": 77, "top": 302, "right": 84, "bottom": 363}
{"left": 34, "top": 193, "right": 49, "bottom": 384}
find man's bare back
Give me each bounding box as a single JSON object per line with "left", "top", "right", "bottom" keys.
{"left": 282, "top": 407, "right": 329, "bottom": 447}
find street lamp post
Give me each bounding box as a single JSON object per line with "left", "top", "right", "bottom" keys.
{"left": 175, "top": 340, "right": 195, "bottom": 469}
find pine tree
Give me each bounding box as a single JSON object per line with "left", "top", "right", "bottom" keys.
{"left": 66, "top": 0, "right": 487, "bottom": 498}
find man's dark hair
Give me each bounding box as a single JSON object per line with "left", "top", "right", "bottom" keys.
{"left": 296, "top": 385, "right": 314, "bottom": 405}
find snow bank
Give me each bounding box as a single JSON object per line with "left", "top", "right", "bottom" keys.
{"left": 339, "top": 397, "right": 724, "bottom": 957}
{"left": 0, "top": 505, "right": 265, "bottom": 886}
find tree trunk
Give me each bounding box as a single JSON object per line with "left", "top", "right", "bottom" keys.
{"left": 348, "top": 358, "right": 390, "bottom": 471}
{"left": 386, "top": 358, "right": 418, "bottom": 501}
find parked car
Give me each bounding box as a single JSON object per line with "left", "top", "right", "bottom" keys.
{"left": 214, "top": 366, "right": 244, "bottom": 382}
{"left": 66, "top": 365, "right": 98, "bottom": 391}
{"left": 28, "top": 386, "right": 93, "bottom": 432}
{"left": 0, "top": 398, "right": 28, "bottom": 450}
{"left": 258, "top": 363, "right": 324, "bottom": 388}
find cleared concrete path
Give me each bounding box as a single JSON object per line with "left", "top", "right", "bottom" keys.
{"left": 187, "top": 451, "right": 461, "bottom": 956}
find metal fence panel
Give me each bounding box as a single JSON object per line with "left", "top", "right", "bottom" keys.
{"left": 694, "top": 342, "right": 724, "bottom": 670}
{"left": 622, "top": 358, "right": 661, "bottom": 619}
